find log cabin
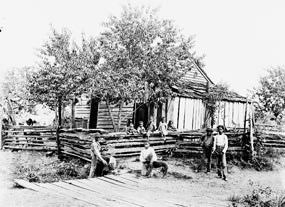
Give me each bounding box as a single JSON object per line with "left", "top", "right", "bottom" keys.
{"left": 74, "top": 62, "right": 251, "bottom": 131}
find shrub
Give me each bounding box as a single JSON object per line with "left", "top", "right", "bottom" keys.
{"left": 12, "top": 152, "right": 89, "bottom": 183}
{"left": 228, "top": 185, "right": 285, "bottom": 207}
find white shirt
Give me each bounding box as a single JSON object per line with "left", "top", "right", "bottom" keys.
{"left": 140, "top": 147, "right": 157, "bottom": 162}
{"left": 213, "top": 134, "right": 228, "bottom": 153}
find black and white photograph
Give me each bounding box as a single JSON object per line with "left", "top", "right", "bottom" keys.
{"left": 0, "top": 0, "right": 285, "bottom": 206}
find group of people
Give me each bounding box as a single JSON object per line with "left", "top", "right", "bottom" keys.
{"left": 126, "top": 116, "right": 177, "bottom": 142}
{"left": 201, "top": 125, "right": 228, "bottom": 181}
{"left": 89, "top": 123, "right": 228, "bottom": 181}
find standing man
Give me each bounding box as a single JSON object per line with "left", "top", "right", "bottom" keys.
{"left": 89, "top": 136, "right": 108, "bottom": 178}
{"left": 201, "top": 128, "right": 214, "bottom": 173}
{"left": 212, "top": 125, "right": 228, "bottom": 181}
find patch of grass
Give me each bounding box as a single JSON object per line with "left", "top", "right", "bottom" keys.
{"left": 12, "top": 151, "right": 89, "bottom": 183}
{"left": 228, "top": 184, "right": 285, "bottom": 207}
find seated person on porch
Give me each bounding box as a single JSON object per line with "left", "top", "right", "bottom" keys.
{"left": 146, "top": 116, "right": 157, "bottom": 138}
{"left": 137, "top": 121, "right": 146, "bottom": 134}
{"left": 158, "top": 117, "right": 168, "bottom": 142}
{"left": 126, "top": 123, "right": 138, "bottom": 135}
{"left": 89, "top": 135, "right": 116, "bottom": 177}
{"left": 140, "top": 141, "right": 168, "bottom": 177}
{"left": 167, "top": 120, "right": 177, "bottom": 132}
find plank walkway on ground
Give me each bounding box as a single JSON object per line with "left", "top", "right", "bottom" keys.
{"left": 14, "top": 173, "right": 190, "bottom": 207}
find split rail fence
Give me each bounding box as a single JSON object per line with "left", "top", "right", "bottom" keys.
{"left": 59, "top": 130, "right": 178, "bottom": 161}
{"left": 175, "top": 131, "right": 245, "bottom": 157}
{"left": 2, "top": 125, "right": 285, "bottom": 162}
{"left": 2, "top": 126, "right": 57, "bottom": 151}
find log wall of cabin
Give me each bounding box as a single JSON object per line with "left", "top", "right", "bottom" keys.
{"left": 74, "top": 105, "right": 91, "bottom": 119}
{"left": 181, "top": 66, "right": 209, "bottom": 85}
{"left": 96, "top": 101, "right": 134, "bottom": 131}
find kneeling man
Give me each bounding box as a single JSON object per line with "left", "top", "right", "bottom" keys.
{"left": 140, "top": 141, "right": 168, "bottom": 177}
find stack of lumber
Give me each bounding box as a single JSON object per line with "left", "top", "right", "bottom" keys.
{"left": 3, "top": 126, "right": 57, "bottom": 151}
{"left": 175, "top": 131, "right": 245, "bottom": 157}
{"left": 59, "top": 130, "right": 178, "bottom": 161}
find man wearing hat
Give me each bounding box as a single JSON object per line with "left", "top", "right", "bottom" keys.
{"left": 212, "top": 125, "right": 228, "bottom": 181}
{"left": 201, "top": 128, "right": 214, "bottom": 173}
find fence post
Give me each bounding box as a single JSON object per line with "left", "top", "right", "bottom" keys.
{"left": 243, "top": 99, "right": 248, "bottom": 134}
{"left": 56, "top": 127, "right": 62, "bottom": 160}
{"left": 250, "top": 101, "right": 254, "bottom": 155}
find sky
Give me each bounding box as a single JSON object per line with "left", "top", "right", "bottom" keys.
{"left": 1, "top": 0, "right": 285, "bottom": 96}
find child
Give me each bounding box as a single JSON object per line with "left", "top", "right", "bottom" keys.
{"left": 158, "top": 117, "right": 168, "bottom": 142}
{"left": 140, "top": 141, "right": 168, "bottom": 177}
{"left": 126, "top": 123, "right": 137, "bottom": 135}
{"left": 212, "top": 125, "right": 228, "bottom": 181}
{"left": 137, "top": 121, "right": 146, "bottom": 134}
{"left": 201, "top": 128, "right": 214, "bottom": 173}
{"left": 146, "top": 116, "right": 156, "bottom": 138}
{"left": 89, "top": 135, "right": 108, "bottom": 178}
{"left": 167, "top": 120, "right": 177, "bottom": 132}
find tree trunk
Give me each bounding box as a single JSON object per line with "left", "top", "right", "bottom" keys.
{"left": 7, "top": 98, "right": 16, "bottom": 125}
{"left": 57, "top": 96, "right": 62, "bottom": 159}
{"left": 0, "top": 107, "right": 3, "bottom": 149}
{"left": 58, "top": 97, "right": 62, "bottom": 127}
{"left": 117, "top": 101, "right": 123, "bottom": 131}
{"left": 71, "top": 98, "right": 75, "bottom": 128}
{"left": 106, "top": 100, "right": 116, "bottom": 131}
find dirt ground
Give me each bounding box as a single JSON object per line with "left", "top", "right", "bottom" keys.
{"left": 0, "top": 150, "right": 285, "bottom": 207}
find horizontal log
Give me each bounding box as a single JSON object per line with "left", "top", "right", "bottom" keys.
{"left": 5, "top": 125, "right": 54, "bottom": 129}
{"left": 3, "top": 146, "right": 56, "bottom": 151}
{"left": 61, "top": 151, "right": 91, "bottom": 162}
{"left": 263, "top": 143, "right": 285, "bottom": 148}
{"left": 4, "top": 142, "right": 56, "bottom": 147}
{"left": 4, "top": 138, "right": 55, "bottom": 142}
{"left": 111, "top": 144, "right": 175, "bottom": 154}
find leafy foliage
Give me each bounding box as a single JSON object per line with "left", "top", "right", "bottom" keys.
{"left": 92, "top": 4, "right": 200, "bottom": 104}
{"left": 205, "top": 82, "right": 232, "bottom": 127}
{"left": 27, "top": 28, "right": 100, "bottom": 109}
{"left": 228, "top": 184, "right": 285, "bottom": 207}
{"left": 254, "top": 67, "right": 285, "bottom": 120}
{"left": 1, "top": 67, "right": 33, "bottom": 123}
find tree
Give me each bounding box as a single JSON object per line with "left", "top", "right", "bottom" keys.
{"left": 254, "top": 67, "right": 285, "bottom": 122}
{"left": 205, "top": 82, "right": 233, "bottom": 127}
{"left": 1, "top": 67, "right": 33, "bottom": 124}
{"left": 27, "top": 28, "right": 100, "bottom": 126}
{"left": 91, "top": 4, "right": 202, "bottom": 130}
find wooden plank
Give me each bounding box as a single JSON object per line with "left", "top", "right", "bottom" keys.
{"left": 38, "top": 182, "right": 102, "bottom": 206}
{"left": 54, "top": 181, "right": 134, "bottom": 207}
{"left": 105, "top": 175, "right": 140, "bottom": 187}
{"left": 15, "top": 179, "right": 99, "bottom": 206}
{"left": 74, "top": 179, "right": 145, "bottom": 207}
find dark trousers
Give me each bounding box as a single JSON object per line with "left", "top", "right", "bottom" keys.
{"left": 203, "top": 146, "right": 212, "bottom": 172}
{"left": 145, "top": 161, "right": 168, "bottom": 176}
{"left": 89, "top": 156, "right": 110, "bottom": 177}
{"left": 216, "top": 146, "right": 227, "bottom": 178}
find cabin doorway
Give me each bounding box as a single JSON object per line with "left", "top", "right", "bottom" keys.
{"left": 89, "top": 98, "right": 99, "bottom": 129}
{"left": 134, "top": 103, "right": 148, "bottom": 129}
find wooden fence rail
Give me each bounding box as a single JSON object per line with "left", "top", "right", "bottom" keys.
{"left": 3, "top": 125, "right": 285, "bottom": 162}
{"left": 59, "top": 130, "right": 178, "bottom": 161}
{"left": 2, "top": 126, "right": 57, "bottom": 151}
{"left": 174, "top": 132, "right": 246, "bottom": 157}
